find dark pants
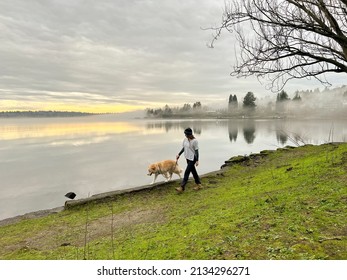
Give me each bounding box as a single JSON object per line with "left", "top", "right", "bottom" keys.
{"left": 181, "top": 159, "right": 201, "bottom": 190}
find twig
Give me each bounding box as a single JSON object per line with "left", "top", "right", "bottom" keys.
{"left": 277, "top": 129, "right": 306, "bottom": 147}
{"left": 328, "top": 123, "right": 334, "bottom": 143}
{"left": 319, "top": 237, "right": 342, "bottom": 243}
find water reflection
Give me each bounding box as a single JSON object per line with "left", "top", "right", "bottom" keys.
{"left": 1, "top": 116, "right": 347, "bottom": 220}
{"left": 145, "top": 120, "right": 203, "bottom": 135}
{"left": 0, "top": 119, "right": 142, "bottom": 141}
{"left": 144, "top": 118, "right": 347, "bottom": 146}
{"left": 276, "top": 130, "right": 288, "bottom": 145}
{"left": 243, "top": 120, "right": 256, "bottom": 144}
{"left": 228, "top": 121, "right": 238, "bottom": 142}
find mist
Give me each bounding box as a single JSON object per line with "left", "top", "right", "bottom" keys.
{"left": 254, "top": 85, "right": 347, "bottom": 119}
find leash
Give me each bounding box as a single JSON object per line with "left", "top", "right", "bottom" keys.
{"left": 172, "top": 159, "right": 180, "bottom": 174}
{"left": 174, "top": 157, "right": 179, "bottom": 170}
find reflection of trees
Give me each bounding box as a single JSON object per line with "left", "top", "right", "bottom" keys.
{"left": 193, "top": 127, "right": 202, "bottom": 135}
{"left": 146, "top": 121, "right": 202, "bottom": 135}
{"left": 243, "top": 121, "right": 256, "bottom": 144}
{"left": 146, "top": 122, "right": 173, "bottom": 132}
{"left": 228, "top": 121, "right": 238, "bottom": 142}
{"left": 276, "top": 130, "right": 288, "bottom": 145}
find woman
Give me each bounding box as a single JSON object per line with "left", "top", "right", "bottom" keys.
{"left": 175, "top": 127, "right": 202, "bottom": 192}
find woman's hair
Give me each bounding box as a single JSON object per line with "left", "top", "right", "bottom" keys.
{"left": 184, "top": 128, "right": 195, "bottom": 139}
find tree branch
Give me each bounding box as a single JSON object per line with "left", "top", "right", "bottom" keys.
{"left": 209, "top": 0, "right": 347, "bottom": 90}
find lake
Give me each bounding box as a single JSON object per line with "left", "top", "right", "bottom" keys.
{"left": 1, "top": 115, "right": 347, "bottom": 220}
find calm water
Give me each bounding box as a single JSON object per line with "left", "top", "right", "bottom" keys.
{"left": 1, "top": 115, "right": 347, "bottom": 220}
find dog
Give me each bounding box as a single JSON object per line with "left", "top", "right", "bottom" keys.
{"left": 147, "top": 159, "right": 182, "bottom": 184}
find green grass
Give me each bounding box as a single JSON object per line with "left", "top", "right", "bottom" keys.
{"left": 0, "top": 143, "right": 346, "bottom": 260}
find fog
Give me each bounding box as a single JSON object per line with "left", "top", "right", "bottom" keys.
{"left": 251, "top": 85, "right": 347, "bottom": 119}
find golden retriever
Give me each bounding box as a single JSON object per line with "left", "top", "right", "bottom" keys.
{"left": 147, "top": 159, "right": 182, "bottom": 184}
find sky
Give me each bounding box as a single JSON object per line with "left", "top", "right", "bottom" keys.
{"left": 0, "top": 0, "right": 346, "bottom": 113}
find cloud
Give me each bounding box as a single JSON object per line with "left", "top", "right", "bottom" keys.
{"left": 0, "top": 0, "right": 344, "bottom": 112}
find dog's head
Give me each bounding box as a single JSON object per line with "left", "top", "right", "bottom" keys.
{"left": 147, "top": 163, "right": 158, "bottom": 176}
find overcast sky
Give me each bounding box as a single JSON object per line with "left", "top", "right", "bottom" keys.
{"left": 0, "top": 0, "right": 345, "bottom": 113}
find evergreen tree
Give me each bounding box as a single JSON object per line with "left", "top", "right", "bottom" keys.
{"left": 193, "top": 101, "right": 202, "bottom": 110}
{"left": 228, "top": 94, "right": 238, "bottom": 111}
{"left": 163, "top": 105, "right": 172, "bottom": 116}
{"left": 229, "top": 94, "right": 233, "bottom": 104}
{"left": 233, "top": 95, "right": 238, "bottom": 105}
{"left": 146, "top": 108, "right": 154, "bottom": 117}
{"left": 292, "top": 93, "right": 302, "bottom": 101}
{"left": 276, "top": 90, "right": 290, "bottom": 102}
{"left": 243, "top": 92, "right": 256, "bottom": 109}
{"left": 181, "top": 103, "right": 191, "bottom": 112}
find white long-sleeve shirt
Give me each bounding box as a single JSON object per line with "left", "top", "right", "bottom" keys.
{"left": 181, "top": 138, "right": 199, "bottom": 161}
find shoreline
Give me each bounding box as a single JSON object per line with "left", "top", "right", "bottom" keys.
{"left": 0, "top": 169, "right": 223, "bottom": 227}
{"left": 0, "top": 145, "right": 312, "bottom": 227}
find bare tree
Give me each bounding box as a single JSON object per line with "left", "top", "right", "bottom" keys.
{"left": 209, "top": 0, "right": 347, "bottom": 90}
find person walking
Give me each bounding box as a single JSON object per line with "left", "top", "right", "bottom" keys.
{"left": 175, "top": 127, "right": 202, "bottom": 193}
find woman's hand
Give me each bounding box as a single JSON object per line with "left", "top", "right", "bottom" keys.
{"left": 195, "top": 161, "right": 199, "bottom": 167}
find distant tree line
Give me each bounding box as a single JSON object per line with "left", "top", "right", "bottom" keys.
{"left": 227, "top": 90, "right": 305, "bottom": 117}
{"left": 0, "top": 111, "right": 95, "bottom": 118}
{"left": 146, "top": 85, "right": 347, "bottom": 119}
{"left": 146, "top": 102, "right": 203, "bottom": 118}
{"left": 276, "top": 90, "right": 301, "bottom": 102}
{"left": 228, "top": 92, "right": 257, "bottom": 111}
{"left": 245, "top": 86, "right": 346, "bottom": 118}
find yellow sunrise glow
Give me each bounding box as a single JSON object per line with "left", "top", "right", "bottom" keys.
{"left": 0, "top": 100, "right": 147, "bottom": 114}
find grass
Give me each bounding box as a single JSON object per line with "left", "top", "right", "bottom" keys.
{"left": 0, "top": 143, "right": 346, "bottom": 260}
